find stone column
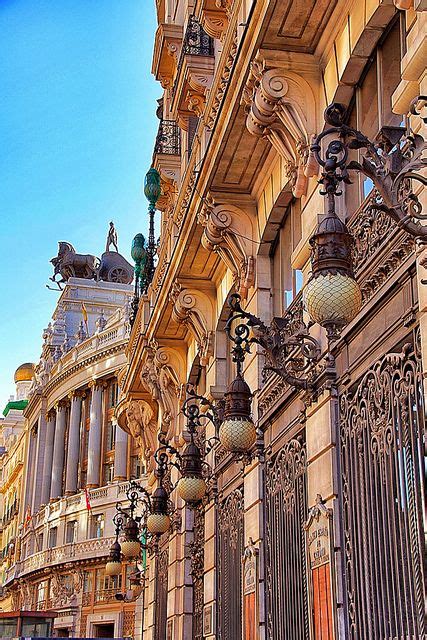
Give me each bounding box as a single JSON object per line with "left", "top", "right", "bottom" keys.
{"left": 86, "top": 380, "right": 104, "bottom": 488}
{"left": 50, "top": 401, "right": 68, "bottom": 500}
{"left": 113, "top": 423, "right": 128, "bottom": 481}
{"left": 23, "top": 427, "right": 37, "bottom": 513}
{"left": 41, "top": 410, "right": 56, "bottom": 505}
{"left": 65, "top": 392, "right": 83, "bottom": 495}
{"left": 31, "top": 400, "right": 48, "bottom": 513}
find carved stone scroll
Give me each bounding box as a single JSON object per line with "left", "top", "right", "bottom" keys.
{"left": 198, "top": 199, "right": 255, "bottom": 298}
{"left": 170, "top": 281, "right": 214, "bottom": 365}
{"left": 242, "top": 61, "right": 318, "bottom": 197}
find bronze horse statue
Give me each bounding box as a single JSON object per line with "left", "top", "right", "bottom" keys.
{"left": 49, "top": 242, "right": 100, "bottom": 289}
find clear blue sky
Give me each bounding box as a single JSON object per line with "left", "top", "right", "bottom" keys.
{"left": 0, "top": 1, "right": 159, "bottom": 403}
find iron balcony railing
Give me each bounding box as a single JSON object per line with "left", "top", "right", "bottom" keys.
{"left": 154, "top": 119, "right": 181, "bottom": 156}
{"left": 172, "top": 15, "right": 214, "bottom": 98}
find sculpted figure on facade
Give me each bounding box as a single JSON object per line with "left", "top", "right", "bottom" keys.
{"left": 140, "top": 340, "right": 182, "bottom": 442}
{"left": 170, "top": 280, "right": 214, "bottom": 365}
{"left": 125, "top": 399, "right": 158, "bottom": 471}
{"left": 198, "top": 198, "right": 255, "bottom": 298}
{"left": 242, "top": 60, "right": 318, "bottom": 197}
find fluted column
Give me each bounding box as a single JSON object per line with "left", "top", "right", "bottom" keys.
{"left": 113, "top": 422, "right": 128, "bottom": 481}
{"left": 31, "top": 400, "right": 47, "bottom": 512}
{"left": 86, "top": 380, "right": 104, "bottom": 488}
{"left": 65, "top": 391, "right": 84, "bottom": 495}
{"left": 50, "top": 401, "right": 68, "bottom": 500}
{"left": 41, "top": 410, "right": 56, "bottom": 505}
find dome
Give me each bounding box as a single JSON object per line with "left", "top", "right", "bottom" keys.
{"left": 14, "top": 363, "right": 35, "bottom": 383}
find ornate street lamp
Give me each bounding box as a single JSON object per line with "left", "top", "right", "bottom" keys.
{"left": 304, "top": 102, "right": 427, "bottom": 338}
{"left": 154, "top": 388, "right": 220, "bottom": 507}
{"left": 141, "top": 167, "right": 162, "bottom": 292}
{"left": 130, "top": 233, "right": 147, "bottom": 326}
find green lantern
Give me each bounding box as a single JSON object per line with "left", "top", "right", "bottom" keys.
{"left": 131, "top": 234, "right": 146, "bottom": 265}
{"left": 144, "top": 167, "right": 161, "bottom": 206}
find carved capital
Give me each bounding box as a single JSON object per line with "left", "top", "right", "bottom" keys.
{"left": 242, "top": 61, "right": 318, "bottom": 196}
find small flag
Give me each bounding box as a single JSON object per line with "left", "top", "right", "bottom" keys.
{"left": 84, "top": 487, "right": 92, "bottom": 511}
{"left": 81, "top": 303, "right": 89, "bottom": 335}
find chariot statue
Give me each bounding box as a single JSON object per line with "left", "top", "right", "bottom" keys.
{"left": 49, "top": 242, "right": 100, "bottom": 288}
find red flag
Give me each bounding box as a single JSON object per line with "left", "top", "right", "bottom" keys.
{"left": 84, "top": 488, "right": 92, "bottom": 511}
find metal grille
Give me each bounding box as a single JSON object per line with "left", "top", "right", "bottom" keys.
{"left": 265, "top": 434, "right": 309, "bottom": 639}
{"left": 155, "top": 547, "right": 169, "bottom": 640}
{"left": 154, "top": 119, "right": 181, "bottom": 156}
{"left": 217, "top": 488, "right": 244, "bottom": 640}
{"left": 173, "top": 16, "right": 214, "bottom": 98}
{"left": 339, "top": 339, "right": 426, "bottom": 638}
{"left": 191, "top": 508, "right": 205, "bottom": 640}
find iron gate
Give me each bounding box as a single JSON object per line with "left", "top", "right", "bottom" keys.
{"left": 155, "top": 547, "right": 169, "bottom": 640}
{"left": 339, "top": 340, "right": 426, "bottom": 638}
{"left": 217, "top": 487, "right": 244, "bottom": 640}
{"left": 265, "top": 433, "right": 309, "bottom": 639}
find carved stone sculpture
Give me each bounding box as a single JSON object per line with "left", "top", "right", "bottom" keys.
{"left": 125, "top": 399, "right": 158, "bottom": 471}
{"left": 50, "top": 242, "right": 100, "bottom": 287}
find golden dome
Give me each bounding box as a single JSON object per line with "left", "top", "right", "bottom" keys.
{"left": 14, "top": 363, "right": 35, "bottom": 383}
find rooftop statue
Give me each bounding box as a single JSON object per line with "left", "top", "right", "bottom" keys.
{"left": 106, "top": 221, "right": 118, "bottom": 252}
{"left": 48, "top": 224, "right": 134, "bottom": 290}
{"left": 49, "top": 242, "right": 100, "bottom": 289}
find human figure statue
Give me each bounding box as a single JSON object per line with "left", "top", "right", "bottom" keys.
{"left": 106, "top": 221, "right": 118, "bottom": 252}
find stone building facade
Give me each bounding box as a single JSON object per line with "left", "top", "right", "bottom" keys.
{"left": 118, "top": 1, "right": 426, "bottom": 639}
{"left": 0, "top": 255, "right": 148, "bottom": 638}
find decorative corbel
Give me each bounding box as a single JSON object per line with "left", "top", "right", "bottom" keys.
{"left": 201, "top": 10, "right": 229, "bottom": 41}
{"left": 186, "top": 89, "right": 206, "bottom": 117}
{"left": 169, "top": 281, "right": 214, "bottom": 365}
{"left": 242, "top": 60, "right": 318, "bottom": 197}
{"left": 157, "top": 174, "right": 178, "bottom": 218}
{"left": 197, "top": 198, "right": 255, "bottom": 298}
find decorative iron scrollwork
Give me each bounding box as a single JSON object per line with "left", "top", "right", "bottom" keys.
{"left": 312, "top": 102, "right": 427, "bottom": 239}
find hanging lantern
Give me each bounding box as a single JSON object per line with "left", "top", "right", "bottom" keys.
{"left": 105, "top": 540, "right": 122, "bottom": 576}
{"left": 219, "top": 374, "right": 256, "bottom": 453}
{"left": 303, "top": 210, "right": 361, "bottom": 338}
{"left": 146, "top": 485, "right": 171, "bottom": 535}
{"left": 120, "top": 517, "right": 141, "bottom": 559}
{"left": 177, "top": 442, "right": 207, "bottom": 504}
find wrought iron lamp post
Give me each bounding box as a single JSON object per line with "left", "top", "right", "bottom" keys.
{"left": 304, "top": 102, "right": 427, "bottom": 336}
{"left": 142, "top": 167, "right": 162, "bottom": 292}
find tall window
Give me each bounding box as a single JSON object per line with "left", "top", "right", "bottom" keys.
{"left": 83, "top": 570, "right": 93, "bottom": 593}
{"left": 48, "top": 527, "right": 57, "bottom": 549}
{"left": 130, "top": 455, "right": 145, "bottom": 480}
{"left": 103, "top": 462, "right": 114, "bottom": 485}
{"left": 104, "top": 420, "right": 116, "bottom": 452}
{"left": 271, "top": 202, "right": 302, "bottom": 317}
{"left": 91, "top": 514, "right": 104, "bottom": 539}
{"left": 65, "top": 520, "right": 77, "bottom": 544}
{"left": 345, "top": 16, "right": 403, "bottom": 214}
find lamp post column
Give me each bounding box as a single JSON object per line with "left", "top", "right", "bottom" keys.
{"left": 86, "top": 380, "right": 105, "bottom": 488}
{"left": 50, "top": 400, "right": 68, "bottom": 500}
{"left": 65, "top": 391, "right": 84, "bottom": 494}
{"left": 41, "top": 410, "right": 56, "bottom": 505}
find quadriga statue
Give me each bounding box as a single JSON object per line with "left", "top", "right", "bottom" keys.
{"left": 50, "top": 242, "right": 100, "bottom": 288}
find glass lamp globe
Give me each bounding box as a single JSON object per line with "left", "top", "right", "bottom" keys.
{"left": 303, "top": 272, "right": 361, "bottom": 330}
{"left": 120, "top": 540, "right": 141, "bottom": 559}
{"left": 219, "top": 417, "right": 257, "bottom": 453}
{"left": 177, "top": 476, "right": 207, "bottom": 504}
{"left": 146, "top": 513, "right": 171, "bottom": 535}
{"left": 105, "top": 560, "right": 122, "bottom": 576}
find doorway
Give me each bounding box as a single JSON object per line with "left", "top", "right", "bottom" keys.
{"left": 93, "top": 622, "right": 115, "bottom": 638}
